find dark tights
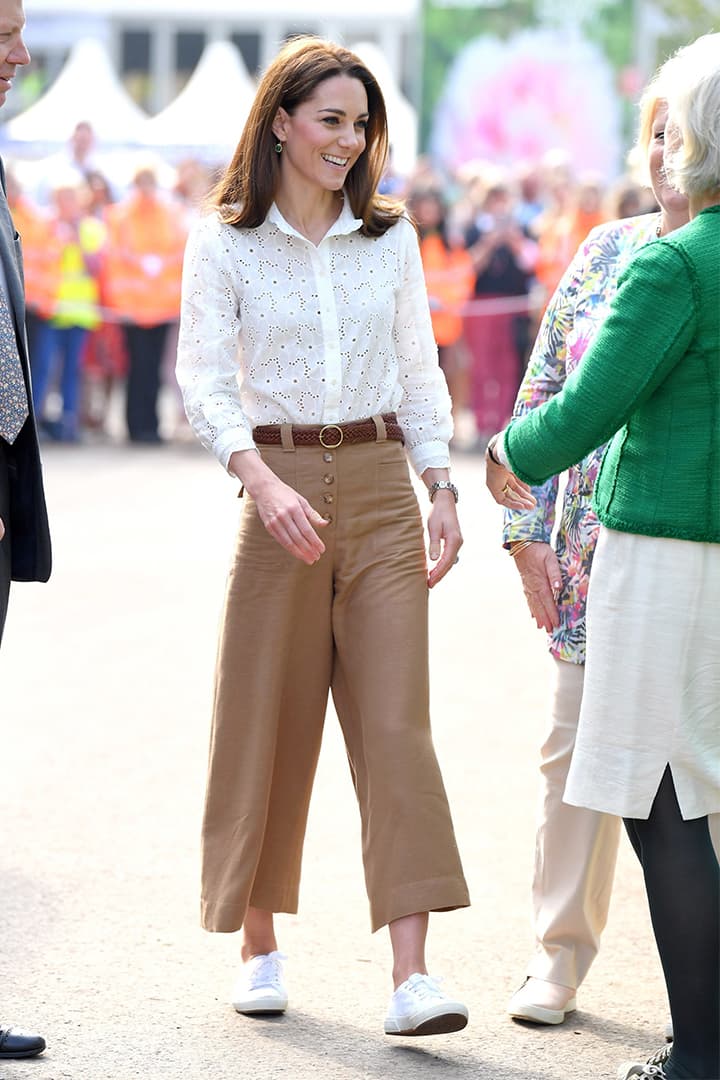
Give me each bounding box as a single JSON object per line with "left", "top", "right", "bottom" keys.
{"left": 624, "top": 768, "right": 720, "bottom": 1080}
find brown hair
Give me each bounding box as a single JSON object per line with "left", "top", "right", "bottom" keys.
{"left": 209, "top": 36, "right": 404, "bottom": 237}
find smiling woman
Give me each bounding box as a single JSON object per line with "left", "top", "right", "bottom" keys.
{"left": 211, "top": 35, "right": 399, "bottom": 237}
{"left": 487, "top": 31, "right": 720, "bottom": 1080}
{"left": 270, "top": 75, "right": 370, "bottom": 244}
{"left": 176, "top": 35, "right": 470, "bottom": 1041}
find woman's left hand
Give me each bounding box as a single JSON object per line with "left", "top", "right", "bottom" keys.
{"left": 427, "top": 492, "right": 462, "bottom": 589}
{"left": 485, "top": 451, "right": 536, "bottom": 510}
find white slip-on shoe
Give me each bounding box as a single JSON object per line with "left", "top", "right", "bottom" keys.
{"left": 231, "top": 951, "right": 288, "bottom": 1014}
{"left": 617, "top": 1043, "right": 671, "bottom": 1079}
{"left": 384, "top": 973, "right": 468, "bottom": 1036}
{"left": 507, "top": 977, "right": 577, "bottom": 1025}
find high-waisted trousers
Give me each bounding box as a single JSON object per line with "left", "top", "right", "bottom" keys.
{"left": 200, "top": 425, "right": 470, "bottom": 934}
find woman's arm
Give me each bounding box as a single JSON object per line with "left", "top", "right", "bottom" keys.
{"left": 176, "top": 218, "right": 256, "bottom": 471}
{"left": 503, "top": 238, "right": 587, "bottom": 549}
{"left": 501, "top": 237, "right": 588, "bottom": 630}
{"left": 392, "top": 218, "right": 454, "bottom": 475}
{"left": 392, "top": 220, "right": 462, "bottom": 584}
{"left": 177, "top": 217, "right": 326, "bottom": 565}
{"left": 504, "top": 242, "right": 697, "bottom": 485}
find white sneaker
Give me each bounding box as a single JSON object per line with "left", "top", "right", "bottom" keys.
{"left": 384, "top": 973, "right": 468, "bottom": 1036}
{"left": 507, "top": 977, "right": 577, "bottom": 1025}
{"left": 231, "top": 951, "right": 288, "bottom": 1014}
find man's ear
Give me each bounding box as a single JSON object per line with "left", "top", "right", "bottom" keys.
{"left": 272, "top": 107, "right": 290, "bottom": 142}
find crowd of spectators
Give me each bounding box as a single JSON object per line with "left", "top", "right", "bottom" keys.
{"left": 7, "top": 121, "right": 660, "bottom": 449}
{"left": 7, "top": 123, "right": 216, "bottom": 445}
{"left": 393, "top": 151, "right": 660, "bottom": 448}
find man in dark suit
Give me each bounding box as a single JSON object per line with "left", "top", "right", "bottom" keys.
{"left": 0, "top": 0, "right": 51, "bottom": 1062}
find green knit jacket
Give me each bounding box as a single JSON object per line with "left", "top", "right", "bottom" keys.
{"left": 505, "top": 204, "right": 720, "bottom": 544}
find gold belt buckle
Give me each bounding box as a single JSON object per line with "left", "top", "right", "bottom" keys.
{"left": 319, "top": 424, "right": 344, "bottom": 448}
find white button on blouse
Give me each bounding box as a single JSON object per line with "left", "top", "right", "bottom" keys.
{"left": 176, "top": 198, "right": 453, "bottom": 475}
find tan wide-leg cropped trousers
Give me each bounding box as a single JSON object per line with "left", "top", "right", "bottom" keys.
{"left": 201, "top": 424, "right": 469, "bottom": 933}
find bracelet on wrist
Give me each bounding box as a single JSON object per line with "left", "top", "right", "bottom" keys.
{"left": 508, "top": 539, "right": 537, "bottom": 558}
{"left": 486, "top": 434, "right": 502, "bottom": 465}
{"left": 428, "top": 480, "right": 459, "bottom": 504}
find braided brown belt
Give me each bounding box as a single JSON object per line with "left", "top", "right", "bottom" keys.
{"left": 252, "top": 413, "right": 404, "bottom": 449}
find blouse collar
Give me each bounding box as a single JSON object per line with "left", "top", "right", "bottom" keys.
{"left": 267, "top": 194, "right": 363, "bottom": 243}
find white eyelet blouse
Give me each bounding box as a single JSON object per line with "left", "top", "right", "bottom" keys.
{"left": 176, "top": 198, "right": 453, "bottom": 475}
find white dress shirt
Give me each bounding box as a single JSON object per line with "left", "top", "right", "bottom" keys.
{"left": 176, "top": 198, "right": 453, "bottom": 475}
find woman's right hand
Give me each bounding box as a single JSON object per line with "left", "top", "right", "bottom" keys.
{"left": 228, "top": 450, "right": 327, "bottom": 565}
{"left": 0, "top": 516, "right": 4, "bottom": 541}
{"left": 512, "top": 541, "right": 562, "bottom": 632}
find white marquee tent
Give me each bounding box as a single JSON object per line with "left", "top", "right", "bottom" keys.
{"left": 2, "top": 38, "right": 148, "bottom": 155}
{"left": 140, "top": 40, "right": 256, "bottom": 162}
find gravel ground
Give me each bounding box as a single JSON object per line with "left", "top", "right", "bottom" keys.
{"left": 0, "top": 442, "right": 668, "bottom": 1080}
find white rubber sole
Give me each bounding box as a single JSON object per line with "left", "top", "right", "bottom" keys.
{"left": 616, "top": 1062, "right": 654, "bottom": 1080}
{"left": 508, "top": 997, "right": 576, "bottom": 1025}
{"left": 384, "top": 1002, "right": 469, "bottom": 1036}
{"left": 232, "top": 992, "right": 288, "bottom": 1015}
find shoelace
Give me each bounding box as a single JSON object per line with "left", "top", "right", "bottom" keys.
{"left": 624, "top": 1042, "right": 672, "bottom": 1078}
{"left": 626, "top": 1059, "right": 668, "bottom": 1078}
{"left": 646, "top": 1045, "right": 671, "bottom": 1068}
{"left": 405, "top": 974, "right": 445, "bottom": 1001}
{"left": 248, "top": 952, "right": 286, "bottom": 991}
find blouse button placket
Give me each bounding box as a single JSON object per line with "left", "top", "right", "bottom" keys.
{"left": 313, "top": 242, "right": 342, "bottom": 419}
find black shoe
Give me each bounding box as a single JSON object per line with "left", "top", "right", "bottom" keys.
{"left": 0, "top": 1025, "right": 46, "bottom": 1059}
{"left": 617, "top": 1043, "right": 671, "bottom": 1078}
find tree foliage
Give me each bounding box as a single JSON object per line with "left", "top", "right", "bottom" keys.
{"left": 420, "top": 0, "right": 720, "bottom": 154}
{"left": 653, "top": 0, "right": 720, "bottom": 61}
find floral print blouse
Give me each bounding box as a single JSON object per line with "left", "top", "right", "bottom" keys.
{"left": 503, "top": 213, "right": 659, "bottom": 664}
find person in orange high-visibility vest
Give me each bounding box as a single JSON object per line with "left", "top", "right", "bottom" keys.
{"left": 407, "top": 188, "right": 474, "bottom": 418}
{"left": 30, "top": 178, "right": 105, "bottom": 442}
{"left": 5, "top": 169, "right": 60, "bottom": 354}
{"left": 103, "top": 166, "right": 187, "bottom": 443}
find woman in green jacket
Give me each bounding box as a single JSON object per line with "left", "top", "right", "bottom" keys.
{"left": 486, "top": 33, "right": 720, "bottom": 1080}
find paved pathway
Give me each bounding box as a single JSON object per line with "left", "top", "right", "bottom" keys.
{"left": 1, "top": 443, "right": 667, "bottom": 1080}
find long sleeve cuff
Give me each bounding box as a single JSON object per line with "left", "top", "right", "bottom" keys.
{"left": 409, "top": 439, "right": 450, "bottom": 476}
{"left": 496, "top": 429, "right": 511, "bottom": 468}
{"left": 215, "top": 428, "right": 258, "bottom": 474}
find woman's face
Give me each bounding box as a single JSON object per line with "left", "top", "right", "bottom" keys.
{"left": 648, "top": 102, "right": 689, "bottom": 216}
{"left": 273, "top": 75, "right": 369, "bottom": 194}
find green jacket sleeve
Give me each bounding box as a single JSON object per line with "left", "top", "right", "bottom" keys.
{"left": 504, "top": 241, "right": 697, "bottom": 485}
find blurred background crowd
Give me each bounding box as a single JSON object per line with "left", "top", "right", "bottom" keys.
{"left": 0, "top": 0, "right": 711, "bottom": 450}
{"left": 6, "top": 123, "right": 659, "bottom": 451}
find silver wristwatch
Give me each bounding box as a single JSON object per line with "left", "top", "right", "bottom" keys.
{"left": 428, "top": 480, "right": 459, "bottom": 503}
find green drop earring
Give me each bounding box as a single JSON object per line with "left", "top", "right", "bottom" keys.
{"left": 275, "top": 141, "right": 283, "bottom": 154}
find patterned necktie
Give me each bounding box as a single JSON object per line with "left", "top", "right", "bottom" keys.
{"left": 0, "top": 284, "right": 28, "bottom": 444}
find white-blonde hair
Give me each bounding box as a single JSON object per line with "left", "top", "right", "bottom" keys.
{"left": 630, "top": 70, "right": 672, "bottom": 185}
{"left": 662, "top": 32, "right": 720, "bottom": 197}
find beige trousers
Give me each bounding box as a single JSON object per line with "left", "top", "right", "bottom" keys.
{"left": 201, "top": 430, "right": 469, "bottom": 934}
{"left": 527, "top": 657, "right": 621, "bottom": 990}
{"left": 528, "top": 657, "right": 720, "bottom": 990}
